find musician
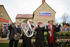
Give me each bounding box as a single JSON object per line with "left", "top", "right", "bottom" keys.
{"left": 22, "top": 20, "right": 34, "bottom": 47}
{"left": 16, "top": 23, "right": 21, "bottom": 35}
{"left": 9, "top": 23, "right": 18, "bottom": 47}
{"left": 35, "top": 22, "right": 45, "bottom": 47}
{"left": 46, "top": 20, "right": 61, "bottom": 47}
{"left": 15, "top": 23, "right": 22, "bottom": 46}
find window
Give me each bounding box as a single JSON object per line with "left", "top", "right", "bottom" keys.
{"left": 19, "top": 19, "right": 21, "bottom": 22}
{"left": 1, "top": 13, "right": 3, "bottom": 16}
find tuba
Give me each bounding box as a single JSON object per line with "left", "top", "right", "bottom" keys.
{"left": 21, "top": 20, "right": 34, "bottom": 37}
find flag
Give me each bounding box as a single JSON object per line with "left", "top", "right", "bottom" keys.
{"left": 39, "top": 12, "right": 51, "bottom": 17}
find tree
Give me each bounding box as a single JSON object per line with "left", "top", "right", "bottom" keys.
{"left": 62, "top": 13, "right": 68, "bottom": 23}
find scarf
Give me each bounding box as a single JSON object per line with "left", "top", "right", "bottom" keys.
{"left": 48, "top": 24, "right": 54, "bottom": 43}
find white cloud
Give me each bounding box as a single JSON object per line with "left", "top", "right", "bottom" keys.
{"left": 0, "top": 0, "right": 70, "bottom": 23}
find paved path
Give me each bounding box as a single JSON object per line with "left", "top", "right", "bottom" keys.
{"left": 0, "top": 37, "right": 22, "bottom": 43}
{"left": 0, "top": 37, "right": 35, "bottom": 43}
{"left": 0, "top": 37, "right": 70, "bottom": 43}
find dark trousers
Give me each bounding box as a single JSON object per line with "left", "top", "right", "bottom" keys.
{"left": 9, "top": 39, "right": 18, "bottom": 47}
{"left": 23, "top": 35, "right": 32, "bottom": 47}
{"left": 48, "top": 41, "right": 56, "bottom": 47}
{"left": 35, "top": 39, "right": 45, "bottom": 47}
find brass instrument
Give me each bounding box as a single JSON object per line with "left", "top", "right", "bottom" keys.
{"left": 21, "top": 20, "right": 34, "bottom": 37}
{"left": 14, "top": 33, "right": 21, "bottom": 40}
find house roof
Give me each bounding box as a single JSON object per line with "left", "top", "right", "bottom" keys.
{"left": 34, "top": 2, "right": 56, "bottom": 13}
{"left": 0, "top": 5, "right": 12, "bottom": 23}
{"left": 0, "top": 5, "right": 3, "bottom": 7}
{"left": 16, "top": 14, "right": 33, "bottom": 19}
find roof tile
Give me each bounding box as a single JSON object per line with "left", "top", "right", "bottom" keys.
{"left": 16, "top": 14, "right": 33, "bottom": 19}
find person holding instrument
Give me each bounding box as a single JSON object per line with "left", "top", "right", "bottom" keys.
{"left": 46, "top": 19, "right": 61, "bottom": 47}
{"left": 21, "top": 20, "right": 34, "bottom": 47}
{"left": 9, "top": 23, "right": 18, "bottom": 47}
{"left": 35, "top": 22, "right": 45, "bottom": 47}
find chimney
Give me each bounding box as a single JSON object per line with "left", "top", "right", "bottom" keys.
{"left": 42, "top": 0, "right": 45, "bottom": 4}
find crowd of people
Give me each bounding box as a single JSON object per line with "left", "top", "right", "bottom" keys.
{"left": 60, "top": 25, "right": 70, "bottom": 32}
{"left": 8, "top": 19, "right": 61, "bottom": 47}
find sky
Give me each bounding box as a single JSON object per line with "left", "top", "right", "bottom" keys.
{"left": 0, "top": 0, "right": 70, "bottom": 23}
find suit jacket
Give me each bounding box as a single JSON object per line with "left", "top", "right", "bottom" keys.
{"left": 35, "top": 25, "right": 45, "bottom": 40}
{"left": 16, "top": 27, "right": 21, "bottom": 34}
{"left": 46, "top": 25, "right": 60, "bottom": 41}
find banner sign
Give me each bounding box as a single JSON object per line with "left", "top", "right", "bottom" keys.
{"left": 0, "top": 18, "right": 9, "bottom": 23}
{"left": 39, "top": 12, "right": 51, "bottom": 17}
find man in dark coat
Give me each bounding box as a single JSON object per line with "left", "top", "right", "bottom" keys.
{"left": 15, "top": 23, "right": 22, "bottom": 46}
{"left": 21, "top": 20, "right": 34, "bottom": 47}
{"left": 35, "top": 22, "right": 45, "bottom": 47}
{"left": 16, "top": 23, "right": 21, "bottom": 34}
{"left": 9, "top": 23, "right": 21, "bottom": 47}
{"left": 46, "top": 20, "right": 61, "bottom": 47}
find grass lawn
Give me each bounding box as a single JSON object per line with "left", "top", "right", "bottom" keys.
{"left": 0, "top": 43, "right": 21, "bottom": 47}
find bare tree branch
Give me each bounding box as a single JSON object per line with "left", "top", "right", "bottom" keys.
{"left": 62, "top": 13, "right": 68, "bottom": 23}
